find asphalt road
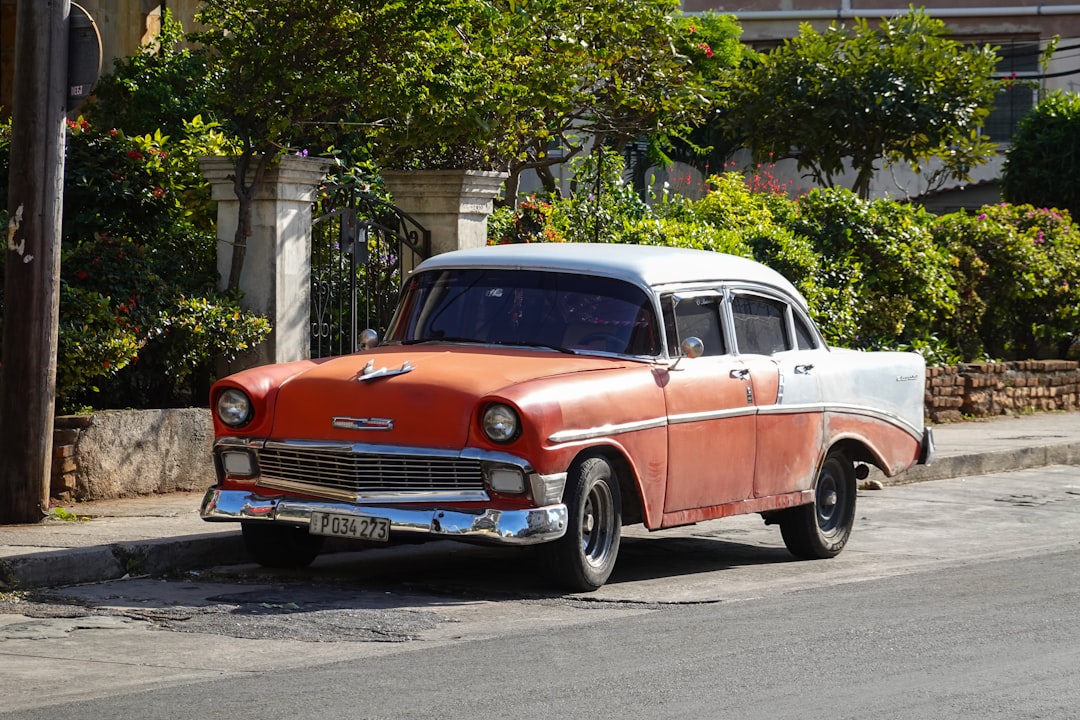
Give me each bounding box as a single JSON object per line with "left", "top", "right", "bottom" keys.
{"left": 2, "top": 465, "right": 1079, "bottom": 719}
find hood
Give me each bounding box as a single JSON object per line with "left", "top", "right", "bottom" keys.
{"left": 269, "top": 345, "right": 629, "bottom": 449}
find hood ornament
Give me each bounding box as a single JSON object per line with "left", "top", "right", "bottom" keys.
{"left": 357, "top": 359, "right": 414, "bottom": 382}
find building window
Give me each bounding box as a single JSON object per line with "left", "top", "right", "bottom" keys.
{"left": 983, "top": 41, "right": 1040, "bottom": 144}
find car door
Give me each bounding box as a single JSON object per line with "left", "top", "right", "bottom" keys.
{"left": 659, "top": 292, "right": 762, "bottom": 513}
{"left": 728, "top": 289, "right": 826, "bottom": 497}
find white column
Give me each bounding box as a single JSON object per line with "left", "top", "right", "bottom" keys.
{"left": 381, "top": 169, "right": 507, "bottom": 255}
{"left": 200, "top": 155, "right": 331, "bottom": 367}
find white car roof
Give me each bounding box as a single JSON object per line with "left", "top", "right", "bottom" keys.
{"left": 414, "top": 243, "right": 808, "bottom": 310}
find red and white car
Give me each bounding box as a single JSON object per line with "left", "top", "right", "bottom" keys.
{"left": 202, "top": 243, "right": 934, "bottom": 591}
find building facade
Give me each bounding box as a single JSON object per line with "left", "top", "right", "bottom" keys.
{"left": 680, "top": 1, "right": 1080, "bottom": 205}
{"left": 0, "top": 0, "right": 201, "bottom": 116}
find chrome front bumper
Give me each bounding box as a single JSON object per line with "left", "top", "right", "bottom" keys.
{"left": 200, "top": 487, "right": 568, "bottom": 545}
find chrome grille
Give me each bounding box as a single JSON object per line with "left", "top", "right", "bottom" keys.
{"left": 255, "top": 443, "right": 486, "bottom": 501}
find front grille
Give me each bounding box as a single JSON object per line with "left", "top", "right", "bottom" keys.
{"left": 255, "top": 443, "right": 486, "bottom": 502}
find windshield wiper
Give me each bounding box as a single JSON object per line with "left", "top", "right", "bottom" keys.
{"left": 489, "top": 339, "right": 577, "bottom": 354}
{"left": 402, "top": 336, "right": 486, "bottom": 345}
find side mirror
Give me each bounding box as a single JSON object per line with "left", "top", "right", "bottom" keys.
{"left": 680, "top": 336, "right": 704, "bottom": 359}
{"left": 669, "top": 336, "right": 704, "bottom": 370}
{"left": 358, "top": 328, "right": 380, "bottom": 350}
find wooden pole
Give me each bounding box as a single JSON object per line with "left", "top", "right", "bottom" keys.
{"left": 0, "top": 0, "right": 69, "bottom": 524}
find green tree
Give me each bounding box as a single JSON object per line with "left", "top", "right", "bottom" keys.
{"left": 1001, "top": 91, "right": 1080, "bottom": 221}
{"left": 725, "top": 8, "right": 1000, "bottom": 199}
{"left": 85, "top": 11, "right": 211, "bottom": 139}
{"left": 192, "top": 0, "right": 446, "bottom": 290}
{"left": 366, "top": 1, "right": 743, "bottom": 202}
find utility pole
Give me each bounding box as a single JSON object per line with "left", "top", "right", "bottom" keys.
{"left": 1, "top": 0, "right": 70, "bottom": 524}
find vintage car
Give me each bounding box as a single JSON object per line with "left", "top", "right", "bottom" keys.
{"left": 201, "top": 243, "right": 934, "bottom": 591}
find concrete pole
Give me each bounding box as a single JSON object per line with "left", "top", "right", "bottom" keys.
{"left": 0, "top": 0, "right": 69, "bottom": 523}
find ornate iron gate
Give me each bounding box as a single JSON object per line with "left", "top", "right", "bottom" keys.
{"left": 311, "top": 185, "right": 430, "bottom": 358}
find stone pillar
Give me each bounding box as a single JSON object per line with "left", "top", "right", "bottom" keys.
{"left": 200, "top": 155, "right": 331, "bottom": 367}
{"left": 381, "top": 169, "right": 507, "bottom": 255}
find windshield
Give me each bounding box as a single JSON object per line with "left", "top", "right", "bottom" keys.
{"left": 386, "top": 268, "right": 661, "bottom": 356}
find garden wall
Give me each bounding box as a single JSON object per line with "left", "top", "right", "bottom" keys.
{"left": 925, "top": 360, "right": 1080, "bottom": 423}
{"left": 51, "top": 360, "right": 1079, "bottom": 502}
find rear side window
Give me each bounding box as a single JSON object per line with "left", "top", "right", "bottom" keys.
{"left": 732, "top": 295, "right": 790, "bottom": 355}
{"left": 794, "top": 313, "right": 818, "bottom": 350}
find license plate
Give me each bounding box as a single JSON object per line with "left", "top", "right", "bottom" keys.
{"left": 309, "top": 512, "right": 390, "bottom": 542}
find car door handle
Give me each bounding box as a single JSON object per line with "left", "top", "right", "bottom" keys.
{"left": 795, "top": 364, "right": 815, "bottom": 375}
{"left": 729, "top": 368, "right": 750, "bottom": 380}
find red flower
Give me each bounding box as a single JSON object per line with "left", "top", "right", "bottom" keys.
{"left": 75, "top": 270, "right": 89, "bottom": 281}
{"left": 152, "top": 187, "right": 165, "bottom": 199}
{"left": 697, "top": 42, "right": 713, "bottom": 59}
{"left": 126, "top": 150, "right": 144, "bottom": 161}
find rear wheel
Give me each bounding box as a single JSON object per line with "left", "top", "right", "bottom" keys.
{"left": 779, "top": 450, "right": 856, "bottom": 559}
{"left": 241, "top": 522, "right": 325, "bottom": 568}
{"left": 543, "top": 455, "right": 622, "bottom": 591}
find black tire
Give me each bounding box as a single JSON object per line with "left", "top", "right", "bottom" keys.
{"left": 543, "top": 455, "right": 622, "bottom": 591}
{"left": 241, "top": 522, "right": 325, "bottom": 569}
{"left": 779, "top": 451, "right": 856, "bottom": 560}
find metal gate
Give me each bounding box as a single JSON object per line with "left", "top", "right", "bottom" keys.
{"left": 311, "top": 185, "right": 430, "bottom": 358}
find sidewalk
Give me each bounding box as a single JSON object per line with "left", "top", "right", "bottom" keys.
{"left": 2, "top": 412, "right": 1079, "bottom": 590}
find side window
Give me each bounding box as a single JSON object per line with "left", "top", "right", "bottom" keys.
{"left": 793, "top": 313, "right": 818, "bottom": 350}
{"left": 662, "top": 294, "right": 727, "bottom": 356}
{"left": 732, "top": 294, "right": 791, "bottom": 355}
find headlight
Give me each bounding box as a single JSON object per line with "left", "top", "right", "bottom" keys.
{"left": 482, "top": 403, "right": 519, "bottom": 443}
{"left": 216, "top": 388, "right": 253, "bottom": 428}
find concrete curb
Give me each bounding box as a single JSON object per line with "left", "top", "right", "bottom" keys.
{"left": 886, "top": 441, "right": 1080, "bottom": 485}
{"left": 1, "top": 532, "right": 248, "bottom": 591}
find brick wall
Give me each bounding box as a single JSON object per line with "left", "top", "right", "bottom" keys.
{"left": 926, "top": 360, "right": 1080, "bottom": 423}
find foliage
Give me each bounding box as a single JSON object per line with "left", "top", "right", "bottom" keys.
{"left": 0, "top": 112, "right": 270, "bottom": 411}
{"left": 724, "top": 8, "right": 1000, "bottom": 199}
{"left": 489, "top": 196, "right": 565, "bottom": 245}
{"left": 693, "top": 173, "right": 822, "bottom": 303}
{"left": 788, "top": 188, "right": 959, "bottom": 349}
{"left": 547, "top": 152, "right": 654, "bottom": 244}
{"left": 85, "top": 11, "right": 212, "bottom": 139}
{"left": 1001, "top": 91, "right": 1080, "bottom": 221}
{"left": 931, "top": 204, "right": 1080, "bottom": 360}
{"left": 485, "top": 158, "right": 1080, "bottom": 363}
{"left": 364, "top": 0, "right": 744, "bottom": 199}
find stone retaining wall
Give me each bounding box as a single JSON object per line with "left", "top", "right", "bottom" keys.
{"left": 51, "top": 408, "right": 214, "bottom": 502}
{"left": 50, "top": 360, "right": 1079, "bottom": 501}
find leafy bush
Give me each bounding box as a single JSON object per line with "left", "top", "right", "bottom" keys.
{"left": 1001, "top": 91, "right": 1080, "bottom": 222}
{"left": 85, "top": 11, "right": 212, "bottom": 140}
{"left": 787, "top": 188, "right": 959, "bottom": 352}
{"left": 486, "top": 156, "right": 1080, "bottom": 364}
{"left": 0, "top": 108, "right": 269, "bottom": 411}
{"left": 932, "top": 204, "right": 1080, "bottom": 359}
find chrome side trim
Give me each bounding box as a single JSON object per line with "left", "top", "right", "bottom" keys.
{"left": 200, "top": 488, "right": 568, "bottom": 545}
{"left": 547, "top": 402, "right": 922, "bottom": 444}
{"left": 755, "top": 401, "right": 923, "bottom": 441}
{"left": 548, "top": 417, "right": 667, "bottom": 444}
{"left": 820, "top": 402, "right": 924, "bottom": 441}
{"left": 669, "top": 407, "right": 758, "bottom": 425}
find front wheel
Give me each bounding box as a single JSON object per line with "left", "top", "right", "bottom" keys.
{"left": 779, "top": 451, "right": 856, "bottom": 559}
{"left": 241, "top": 522, "right": 325, "bottom": 569}
{"left": 542, "top": 455, "right": 622, "bottom": 592}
